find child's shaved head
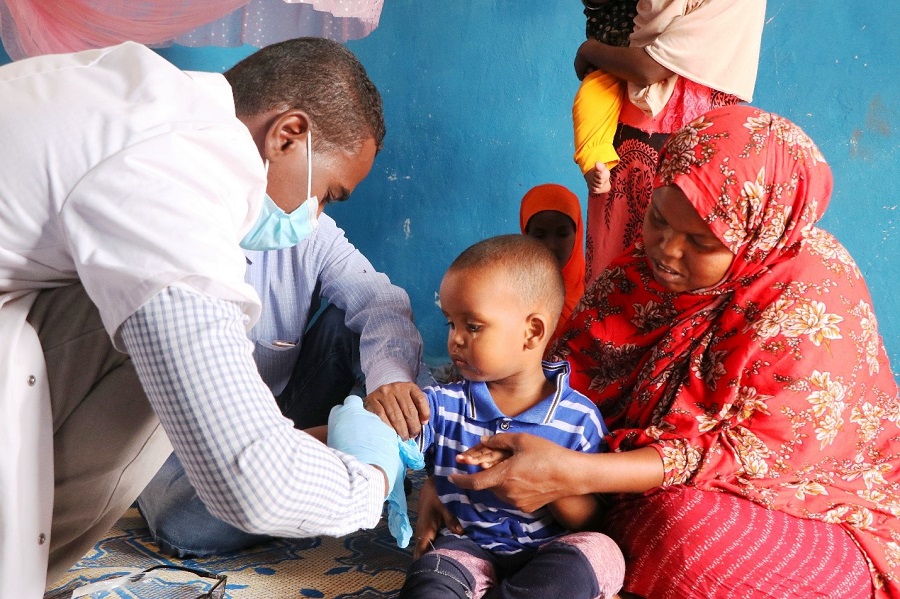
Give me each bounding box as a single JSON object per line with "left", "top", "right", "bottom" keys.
{"left": 448, "top": 235, "right": 565, "bottom": 325}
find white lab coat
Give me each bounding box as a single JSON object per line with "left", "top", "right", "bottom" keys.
{"left": 0, "top": 292, "right": 52, "bottom": 598}
{"left": 0, "top": 42, "right": 266, "bottom": 596}
{"left": 0, "top": 42, "right": 263, "bottom": 341}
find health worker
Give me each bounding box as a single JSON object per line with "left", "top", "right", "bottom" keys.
{"left": 0, "top": 38, "right": 404, "bottom": 597}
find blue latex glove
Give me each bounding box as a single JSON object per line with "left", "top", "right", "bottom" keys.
{"left": 327, "top": 395, "right": 401, "bottom": 496}
{"left": 387, "top": 438, "right": 426, "bottom": 548}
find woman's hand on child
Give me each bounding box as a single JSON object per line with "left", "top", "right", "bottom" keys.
{"left": 574, "top": 39, "right": 602, "bottom": 80}
{"left": 450, "top": 433, "right": 580, "bottom": 513}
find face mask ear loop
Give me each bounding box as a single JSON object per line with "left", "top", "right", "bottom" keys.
{"left": 306, "top": 130, "right": 313, "bottom": 201}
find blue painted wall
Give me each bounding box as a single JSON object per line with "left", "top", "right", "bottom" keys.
{"left": 340, "top": 0, "right": 900, "bottom": 378}
{"left": 2, "top": 1, "right": 897, "bottom": 379}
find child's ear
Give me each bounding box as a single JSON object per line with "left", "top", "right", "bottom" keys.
{"left": 524, "top": 313, "right": 549, "bottom": 350}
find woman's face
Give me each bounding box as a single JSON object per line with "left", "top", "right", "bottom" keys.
{"left": 642, "top": 186, "right": 734, "bottom": 292}
{"left": 525, "top": 210, "right": 577, "bottom": 268}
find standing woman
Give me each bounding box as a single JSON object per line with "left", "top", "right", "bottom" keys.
{"left": 452, "top": 106, "right": 900, "bottom": 597}
{"left": 576, "top": 0, "right": 767, "bottom": 283}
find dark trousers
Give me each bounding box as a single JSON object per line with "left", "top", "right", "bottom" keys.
{"left": 274, "top": 303, "right": 364, "bottom": 428}
{"left": 400, "top": 533, "right": 622, "bottom": 599}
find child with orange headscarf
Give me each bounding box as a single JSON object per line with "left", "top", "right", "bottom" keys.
{"left": 519, "top": 184, "right": 585, "bottom": 344}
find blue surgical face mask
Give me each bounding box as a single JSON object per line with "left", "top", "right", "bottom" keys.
{"left": 240, "top": 131, "right": 319, "bottom": 251}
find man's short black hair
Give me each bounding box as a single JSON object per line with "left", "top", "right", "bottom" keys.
{"left": 225, "top": 37, "right": 385, "bottom": 155}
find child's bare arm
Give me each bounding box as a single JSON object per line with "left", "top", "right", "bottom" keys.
{"left": 304, "top": 425, "right": 328, "bottom": 444}
{"left": 547, "top": 493, "right": 603, "bottom": 531}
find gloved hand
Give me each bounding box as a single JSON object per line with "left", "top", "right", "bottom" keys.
{"left": 327, "top": 395, "right": 402, "bottom": 495}
{"left": 327, "top": 395, "right": 427, "bottom": 548}
{"left": 387, "top": 438, "right": 426, "bottom": 548}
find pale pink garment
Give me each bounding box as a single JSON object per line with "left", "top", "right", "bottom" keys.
{"left": 628, "top": 0, "right": 766, "bottom": 117}
{"left": 0, "top": 0, "right": 383, "bottom": 60}
{"left": 619, "top": 76, "right": 738, "bottom": 134}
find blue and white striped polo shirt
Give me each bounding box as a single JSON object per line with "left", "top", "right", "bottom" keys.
{"left": 418, "top": 360, "right": 608, "bottom": 554}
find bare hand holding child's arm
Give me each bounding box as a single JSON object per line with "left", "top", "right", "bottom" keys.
{"left": 364, "top": 381, "right": 430, "bottom": 440}
{"left": 575, "top": 40, "right": 674, "bottom": 86}
{"left": 459, "top": 435, "right": 602, "bottom": 531}
{"left": 585, "top": 161, "right": 611, "bottom": 196}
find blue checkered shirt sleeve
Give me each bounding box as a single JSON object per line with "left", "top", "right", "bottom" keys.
{"left": 119, "top": 286, "right": 385, "bottom": 537}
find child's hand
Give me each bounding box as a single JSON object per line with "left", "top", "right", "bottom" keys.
{"left": 585, "top": 161, "right": 611, "bottom": 196}
{"left": 456, "top": 435, "right": 512, "bottom": 469}
{"left": 414, "top": 476, "right": 463, "bottom": 559}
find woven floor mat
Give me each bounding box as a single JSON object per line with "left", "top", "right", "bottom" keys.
{"left": 43, "top": 474, "right": 424, "bottom": 599}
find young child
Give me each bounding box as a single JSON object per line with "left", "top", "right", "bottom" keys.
{"left": 572, "top": 0, "right": 637, "bottom": 196}
{"left": 400, "top": 235, "right": 624, "bottom": 599}
{"left": 519, "top": 183, "right": 585, "bottom": 343}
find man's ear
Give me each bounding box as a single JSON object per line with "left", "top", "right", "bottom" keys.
{"left": 524, "top": 313, "right": 549, "bottom": 350}
{"left": 263, "top": 109, "right": 310, "bottom": 160}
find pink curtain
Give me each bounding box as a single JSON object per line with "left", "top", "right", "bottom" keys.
{"left": 0, "top": 0, "right": 384, "bottom": 60}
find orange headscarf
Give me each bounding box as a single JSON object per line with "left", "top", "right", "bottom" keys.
{"left": 519, "top": 184, "right": 586, "bottom": 339}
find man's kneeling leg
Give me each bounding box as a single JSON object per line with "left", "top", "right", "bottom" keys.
{"left": 137, "top": 453, "right": 268, "bottom": 558}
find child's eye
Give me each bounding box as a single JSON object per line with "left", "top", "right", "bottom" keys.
{"left": 466, "top": 324, "right": 482, "bottom": 333}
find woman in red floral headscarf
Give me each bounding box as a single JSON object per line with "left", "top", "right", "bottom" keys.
{"left": 450, "top": 106, "right": 900, "bottom": 598}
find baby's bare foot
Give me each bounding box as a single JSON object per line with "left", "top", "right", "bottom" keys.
{"left": 585, "top": 161, "right": 611, "bottom": 195}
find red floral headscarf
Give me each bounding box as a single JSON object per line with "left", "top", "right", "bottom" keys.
{"left": 552, "top": 105, "right": 900, "bottom": 594}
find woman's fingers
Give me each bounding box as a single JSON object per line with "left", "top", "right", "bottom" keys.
{"left": 450, "top": 434, "right": 575, "bottom": 512}
{"left": 450, "top": 434, "right": 522, "bottom": 490}
{"left": 574, "top": 39, "right": 599, "bottom": 80}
